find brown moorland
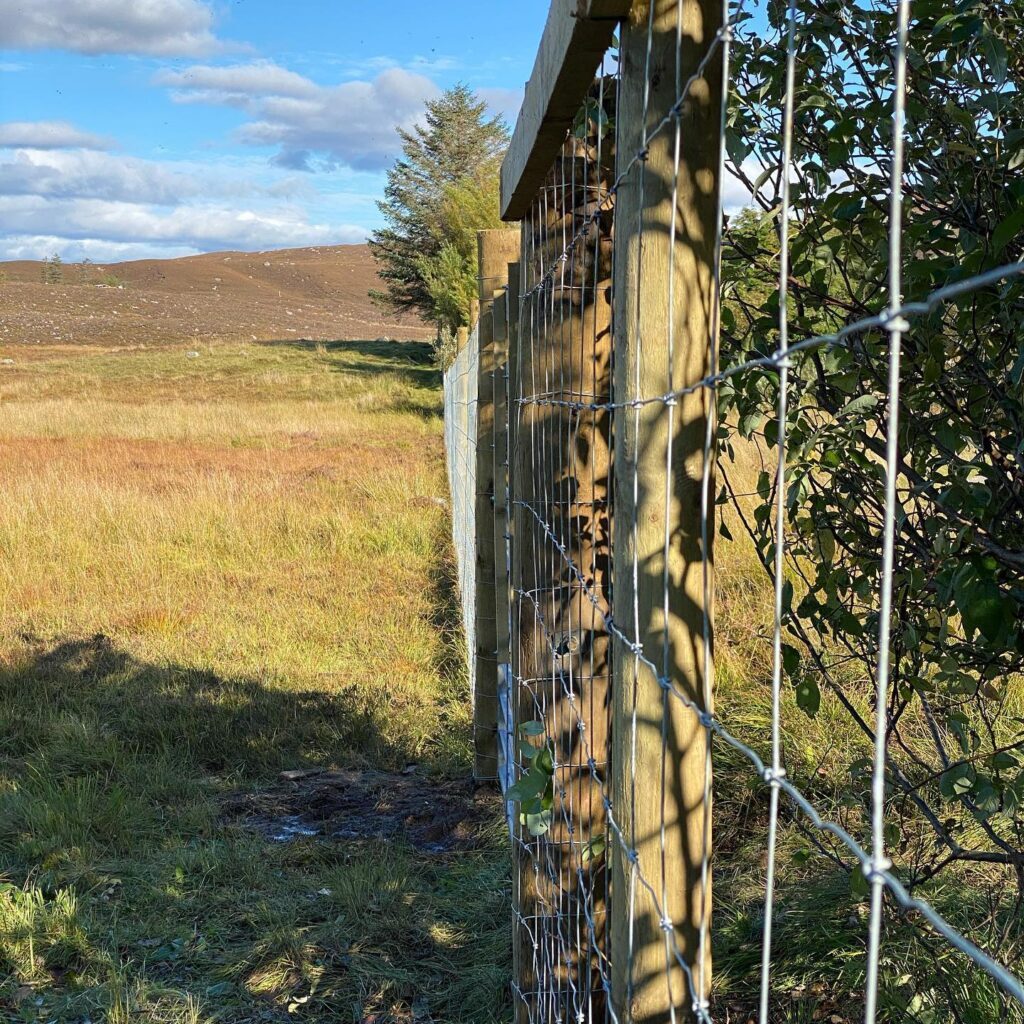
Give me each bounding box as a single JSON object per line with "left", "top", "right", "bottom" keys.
{"left": 0, "top": 243, "right": 432, "bottom": 351}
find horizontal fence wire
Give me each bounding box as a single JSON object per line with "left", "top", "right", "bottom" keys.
{"left": 443, "top": 1, "right": 1024, "bottom": 1020}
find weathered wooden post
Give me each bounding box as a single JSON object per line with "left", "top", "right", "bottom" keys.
{"left": 610, "top": 0, "right": 724, "bottom": 1019}
{"left": 509, "top": 131, "right": 616, "bottom": 1023}
{"left": 474, "top": 228, "right": 522, "bottom": 782}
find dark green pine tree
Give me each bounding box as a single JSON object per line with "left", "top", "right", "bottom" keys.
{"left": 369, "top": 84, "right": 509, "bottom": 328}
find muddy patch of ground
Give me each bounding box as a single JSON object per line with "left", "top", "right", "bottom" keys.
{"left": 221, "top": 767, "right": 500, "bottom": 853}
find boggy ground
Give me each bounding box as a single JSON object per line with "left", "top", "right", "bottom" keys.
{"left": 0, "top": 336, "right": 510, "bottom": 1023}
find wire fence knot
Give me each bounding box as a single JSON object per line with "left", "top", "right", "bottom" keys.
{"left": 865, "top": 856, "right": 893, "bottom": 882}
{"left": 880, "top": 308, "right": 910, "bottom": 333}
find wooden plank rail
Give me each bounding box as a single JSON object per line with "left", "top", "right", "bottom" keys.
{"left": 499, "top": 0, "right": 632, "bottom": 221}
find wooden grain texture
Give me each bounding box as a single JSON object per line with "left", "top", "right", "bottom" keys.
{"left": 474, "top": 229, "right": 522, "bottom": 782}
{"left": 609, "top": 0, "right": 723, "bottom": 1019}
{"left": 492, "top": 287, "right": 512, "bottom": 672}
{"left": 510, "top": 127, "right": 615, "bottom": 1022}
{"left": 500, "top": 0, "right": 632, "bottom": 221}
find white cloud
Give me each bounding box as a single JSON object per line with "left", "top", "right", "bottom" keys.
{"left": 0, "top": 234, "right": 198, "bottom": 262}
{"left": 0, "top": 194, "right": 366, "bottom": 254}
{"left": 0, "top": 136, "right": 373, "bottom": 259}
{"left": 0, "top": 120, "right": 112, "bottom": 150}
{"left": 478, "top": 87, "right": 523, "bottom": 124}
{"left": 0, "top": 0, "right": 220, "bottom": 56}
{"left": 158, "top": 63, "right": 438, "bottom": 171}
{"left": 1, "top": 149, "right": 210, "bottom": 205}
{"left": 0, "top": 145, "right": 326, "bottom": 206}
{"left": 155, "top": 60, "right": 317, "bottom": 100}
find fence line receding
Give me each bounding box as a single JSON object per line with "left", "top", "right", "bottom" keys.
{"left": 443, "top": 0, "right": 1024, "bottom": 1020}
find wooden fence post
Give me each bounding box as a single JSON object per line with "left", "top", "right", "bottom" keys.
{"left": 493, "top": 283, "right": 512, "bottom": 801}
{"left": 474, "top": 228, "right": 522, "bottom": 782}
{"left": 610, "top": 0, "right": 724, "bottom": 1020}
{"left": 510, "top": 132, "right": 615, "bottom": 1022}
{"left": 493, "top": 286, "right": 511, "bottom": 675}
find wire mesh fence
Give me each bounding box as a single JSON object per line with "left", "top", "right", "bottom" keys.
{"left": 443, "top": 324, "right": 479, "bottom": 706}
{"left": 446, "top": 0, "right": 1024, "bottom": 1019}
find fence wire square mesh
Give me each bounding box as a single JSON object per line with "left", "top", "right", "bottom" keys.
{"left": 444, "top": 324, "right": 479, "bottom": 706}
{"left": 448, "top": 0, "right": 1024, "bottom": 1020}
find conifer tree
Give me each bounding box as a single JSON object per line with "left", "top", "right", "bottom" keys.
{"left": 369, "top": 84, "right": 508, "bottom": 333}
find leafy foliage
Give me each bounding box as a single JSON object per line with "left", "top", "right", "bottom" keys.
{"left": 369, "top": 85, "right": 509, "bottom": 335}
{"left": 719, "top": 0, "right": 1024, "bottom": 931}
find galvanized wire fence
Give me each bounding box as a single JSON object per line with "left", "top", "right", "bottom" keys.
{"left": 443, "top": 325, "right": 479, "bottom": 705}
{"left": 444, "top": 0, "right": 1024, "bottom": 1020}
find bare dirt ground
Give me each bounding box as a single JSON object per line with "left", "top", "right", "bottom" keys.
{"left": 0, "top": 243, "right": 432, "bottom": 350}
{"left": 223, "top": 768, "right": 501, "bottom": 854}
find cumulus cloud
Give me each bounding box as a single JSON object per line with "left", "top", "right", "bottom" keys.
{"left": 0, "top": 194, "right": 366, "bottom": 253}
{"left": 0, "top": 120, "right": 112, "bottom": 150}
{"left": 0, "top": 234, "right": 199, "bottom": 262}
{"left": 155, "top": 60, "right": 317, "bottom": 100}
{"left": 1, "top": 149, "right": 212, "bottom": 205}
{"left": 0, "top": 0, "right": 220, "bottom": 56}
{"left": 0, "top": 132, "right": 373, "bottom": 259}
{"left": 158, "top": 62, "right": 438, "bottom": 171}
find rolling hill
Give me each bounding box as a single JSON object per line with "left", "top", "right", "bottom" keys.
{"left": 0, "top": 244, "right": 432, "bottom": 350}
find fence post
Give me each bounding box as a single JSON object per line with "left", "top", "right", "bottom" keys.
{"left": 474, "top": 228, "right": 522, "bottom": 783}
{"left": 610, "top": 0, "right": 724, "bottom": 1019}
{"left": 510, "top": 135, "right": 615, "bottom": 1022}
{"left": 492, "top": 283, "right": 512, "bottom": 802}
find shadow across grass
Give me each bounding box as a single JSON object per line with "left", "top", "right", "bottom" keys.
{"left": 0, "top": 633, "right": 511, "bottom": 1023}
{"left": 265, "top": 338, "right": 440, "bottom": 386}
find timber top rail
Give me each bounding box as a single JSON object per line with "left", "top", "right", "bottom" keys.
{"left": 499, "top": 0, "right": 632, "bottom": 221}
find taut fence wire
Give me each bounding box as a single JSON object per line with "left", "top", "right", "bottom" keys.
{"left": 443, "top": 0, "right": 1024, "bottom": 1020}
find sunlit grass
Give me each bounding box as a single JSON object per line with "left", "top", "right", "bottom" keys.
{"left": 0, "top": 338, "right": 509, "bottom": 1023}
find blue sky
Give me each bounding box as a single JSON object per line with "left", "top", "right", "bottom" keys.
{"left": 0, "top": 0, "right": 549, "bottom": 261}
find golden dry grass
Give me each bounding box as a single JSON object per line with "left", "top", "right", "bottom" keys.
{"left": 0, "top": 338, "right": 510, "bottom": 1023}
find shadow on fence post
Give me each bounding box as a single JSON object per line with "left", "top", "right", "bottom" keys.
{"left": 475, "top": 229, "right": 522, "bottom": 783}
{"left": 609, "top": 0, "right": 724, "bottom": 1020}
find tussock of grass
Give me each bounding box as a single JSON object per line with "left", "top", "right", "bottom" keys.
{"left": 0, "top": 338, "right": 508, "bottom": 1023}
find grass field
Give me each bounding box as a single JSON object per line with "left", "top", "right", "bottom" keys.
{"left": 1, "top": 335, "right": 1019, "bottom": 1024}
{"left": 0, "top": 339, "right": 510, "bottom": 1023}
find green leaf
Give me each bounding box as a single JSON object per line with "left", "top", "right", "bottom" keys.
{"left": 794, "top": 676, "right": 820, "bottom": 717}
{"left": 841, "top": 394, "right": 878, "bottom": 418}
{"left": 524, "top": 809, "right": 553, "bottom": 836}
{"left": 992, "top": 205, "right": 1024, "bottom": 256}
{"left": 781, "top": 642, "right": 801, "bottom": 676}
{"left": 850, "top": 862, "right": 869, "bottom": 899}
{"left": 506, "top": 769, "right": 549, "bottom": 802}
{"left": 725, "top": 129, "right": 751, "bottom": 168}
{"left": 534, "top": 744, "right": 554, "bottom": 775}
{"left": 519, "top": 720, "right": 546, "bottom": 737}
{"left": 981, "top": 31, "right": 1009, "bottom": 86}
{"left": 961, "top": 581, "right": 1012, "bottom": 642}
{"left": 939, "top": 763, "right": 976, "bottom": 800}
